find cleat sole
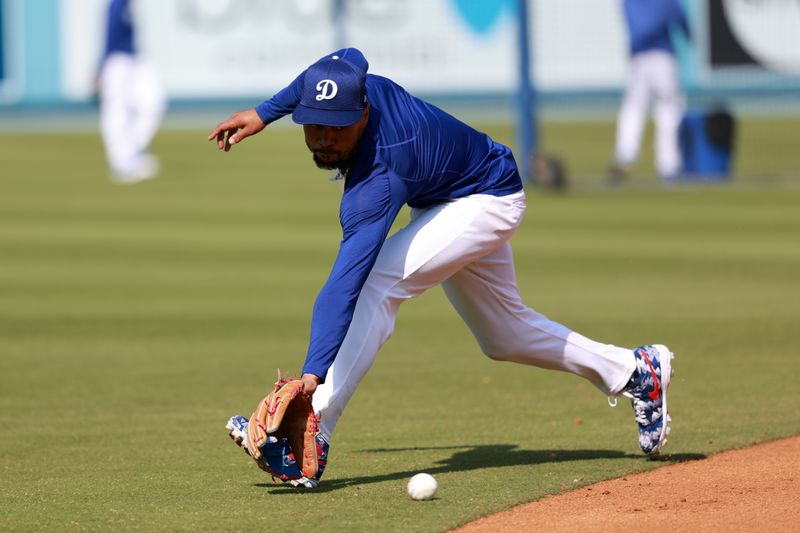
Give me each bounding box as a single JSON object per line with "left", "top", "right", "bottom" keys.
{"left": 649, "top": 345, "right": 673, "bottom": 455}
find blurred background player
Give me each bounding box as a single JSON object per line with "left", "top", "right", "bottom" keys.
{"left": 610, "top": 0, "right": 690, "bottom": 184}
{"left": 98, "top": 0, "right": 166, "bottom": 183}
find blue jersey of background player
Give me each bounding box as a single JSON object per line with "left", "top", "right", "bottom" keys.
{"left": 623, "top": 0, "right": 690, "bottom": 55}
{"left": 103, "top": 0, "right": 135, "bottom": 59}
{"left": 212, "top": 48, "right": 674, "bottom": 487}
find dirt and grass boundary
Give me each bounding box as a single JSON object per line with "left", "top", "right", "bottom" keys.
{"left": 454, "top": 436, "right": 800, "bottom": 532}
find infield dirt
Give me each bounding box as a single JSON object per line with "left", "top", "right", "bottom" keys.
{"left": 454, "top": 436, "right": 800, "bottom": 532}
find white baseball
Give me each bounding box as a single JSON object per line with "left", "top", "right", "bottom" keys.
{"left": 407, "top": 473, "right": 438, "bottom": 500}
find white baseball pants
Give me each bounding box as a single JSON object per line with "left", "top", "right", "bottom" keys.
{"left": 100, "top": 53, "right": 166, "bottom": 177}
{"left": 614, "top": 50, "right": 685, "bottom": 179}
{"left": 313, "top": 190, "right": 636, "bottom": 441}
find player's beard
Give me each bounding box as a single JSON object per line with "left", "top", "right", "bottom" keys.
{"left": 312, "top": 149, "right": 353, "bottom": 171}
{"left": 313, "top": 152, "right": 340, "bottom": 170}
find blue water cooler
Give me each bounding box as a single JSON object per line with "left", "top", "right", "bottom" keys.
{"left": 679, "top": 108, "right": 735, "bottom": 180}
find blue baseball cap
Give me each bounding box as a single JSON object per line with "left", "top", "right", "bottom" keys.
{"left": 292, "top": 54, "right": 367, "bottom": 127}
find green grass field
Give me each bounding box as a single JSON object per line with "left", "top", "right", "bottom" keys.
{"left": 2, "top": 117, "right": 799, "bottom": 531}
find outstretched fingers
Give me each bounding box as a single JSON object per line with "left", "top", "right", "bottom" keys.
{"left": 222, "top": 127, "right": 238, "bottom": 152}
{"left": 207, "top": 109, "right": 265, "bottom": 152}
{"left": 211, "top": 121, "right": 242, "bottom": 151}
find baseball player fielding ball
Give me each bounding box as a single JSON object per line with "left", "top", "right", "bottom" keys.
{"left": 212, "top": 46, "right": 674, "bottom": 490}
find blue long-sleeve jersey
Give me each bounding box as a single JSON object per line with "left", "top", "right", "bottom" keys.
{"left": 255, "top": 51, "right": 522, "bottom": 380}
{"left": 623, "top": 0, "right": 689, "bottom": 55}
{"left": 103, "top": 0, "right": 135, "bottom": 59}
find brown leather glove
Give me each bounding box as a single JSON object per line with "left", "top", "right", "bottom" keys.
{"left": 245, "top": 377, "right": 320, "bottom": 480}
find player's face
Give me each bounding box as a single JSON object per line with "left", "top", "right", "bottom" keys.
{"left": 304, "top": 106, "right": 370, "bottom": 170}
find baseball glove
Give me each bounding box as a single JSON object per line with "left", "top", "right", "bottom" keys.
{"left": 226, "top": 374, "right": 327, "bottom": 486}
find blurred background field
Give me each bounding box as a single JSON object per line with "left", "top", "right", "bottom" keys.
{"left": 2, "top": 0, "right": 800, "bottom": 531}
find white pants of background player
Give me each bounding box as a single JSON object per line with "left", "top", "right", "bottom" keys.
{"left": 100, "top": 52, "right": 166, "bottom": 182}
{"left": 312, "top": 190, "right": 637, "bottom": 441}
{"left": 614, "top": 50, "right": 685, "bottom": 179}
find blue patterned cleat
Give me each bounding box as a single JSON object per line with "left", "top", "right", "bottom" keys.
{"left": 288, "top": 436, "right": 329, "bottom": 488}
{"left": 618, "top": 345, "right": 674, "bottom": 455}
{"left": 260, "top": 433, "right": 329, "bottom": 487}
{"left": 226, "top": 415, "right": 251, "bottom": 451}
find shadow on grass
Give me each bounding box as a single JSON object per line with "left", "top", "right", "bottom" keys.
{"left": 256, "top": 444, "right": 706, "bottom": 493}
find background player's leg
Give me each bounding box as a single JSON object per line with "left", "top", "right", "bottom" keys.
{"left": 314, "top": 192, "right": 526, "bottom": 440}
{"left": 442, "top": 242, "right": 636, "bottom": 395}
{"left": 651, "top": 51, "right": 684, "bottom": 179}
{"left": 614, "top": 53, "right": 651, "bottom": 170}
{"left": 130, "top": 59, "right": 166, "bottom": 159}
{"left": 100, "top": 54, "right": 138, "bottom": 177}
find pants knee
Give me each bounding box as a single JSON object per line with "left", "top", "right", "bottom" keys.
{"left": 479, "top": 340, "right": 522, "bottom": 362}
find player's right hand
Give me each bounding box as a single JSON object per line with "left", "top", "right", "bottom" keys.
{"left": 208, "top": 109, "right": 266, "bottom": 152}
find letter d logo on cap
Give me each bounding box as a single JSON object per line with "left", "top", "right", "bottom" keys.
{"left": 315, "top": 80, "right": 338, "bottom": 101}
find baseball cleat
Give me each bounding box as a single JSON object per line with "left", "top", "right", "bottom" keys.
{"left": 289, "top": 477, "right": 320, "bottom": 488}
{"left": 226, "top": 415, "right": 250, "bottom": 451}
{"left": 293, "top": 435, "right": 329, "bottom": 488}
{"left": 260, "top": 433, "right": 329, "bottom": 488}
{"left": 616, "top": 344, "right": 674, "bottom": 455}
